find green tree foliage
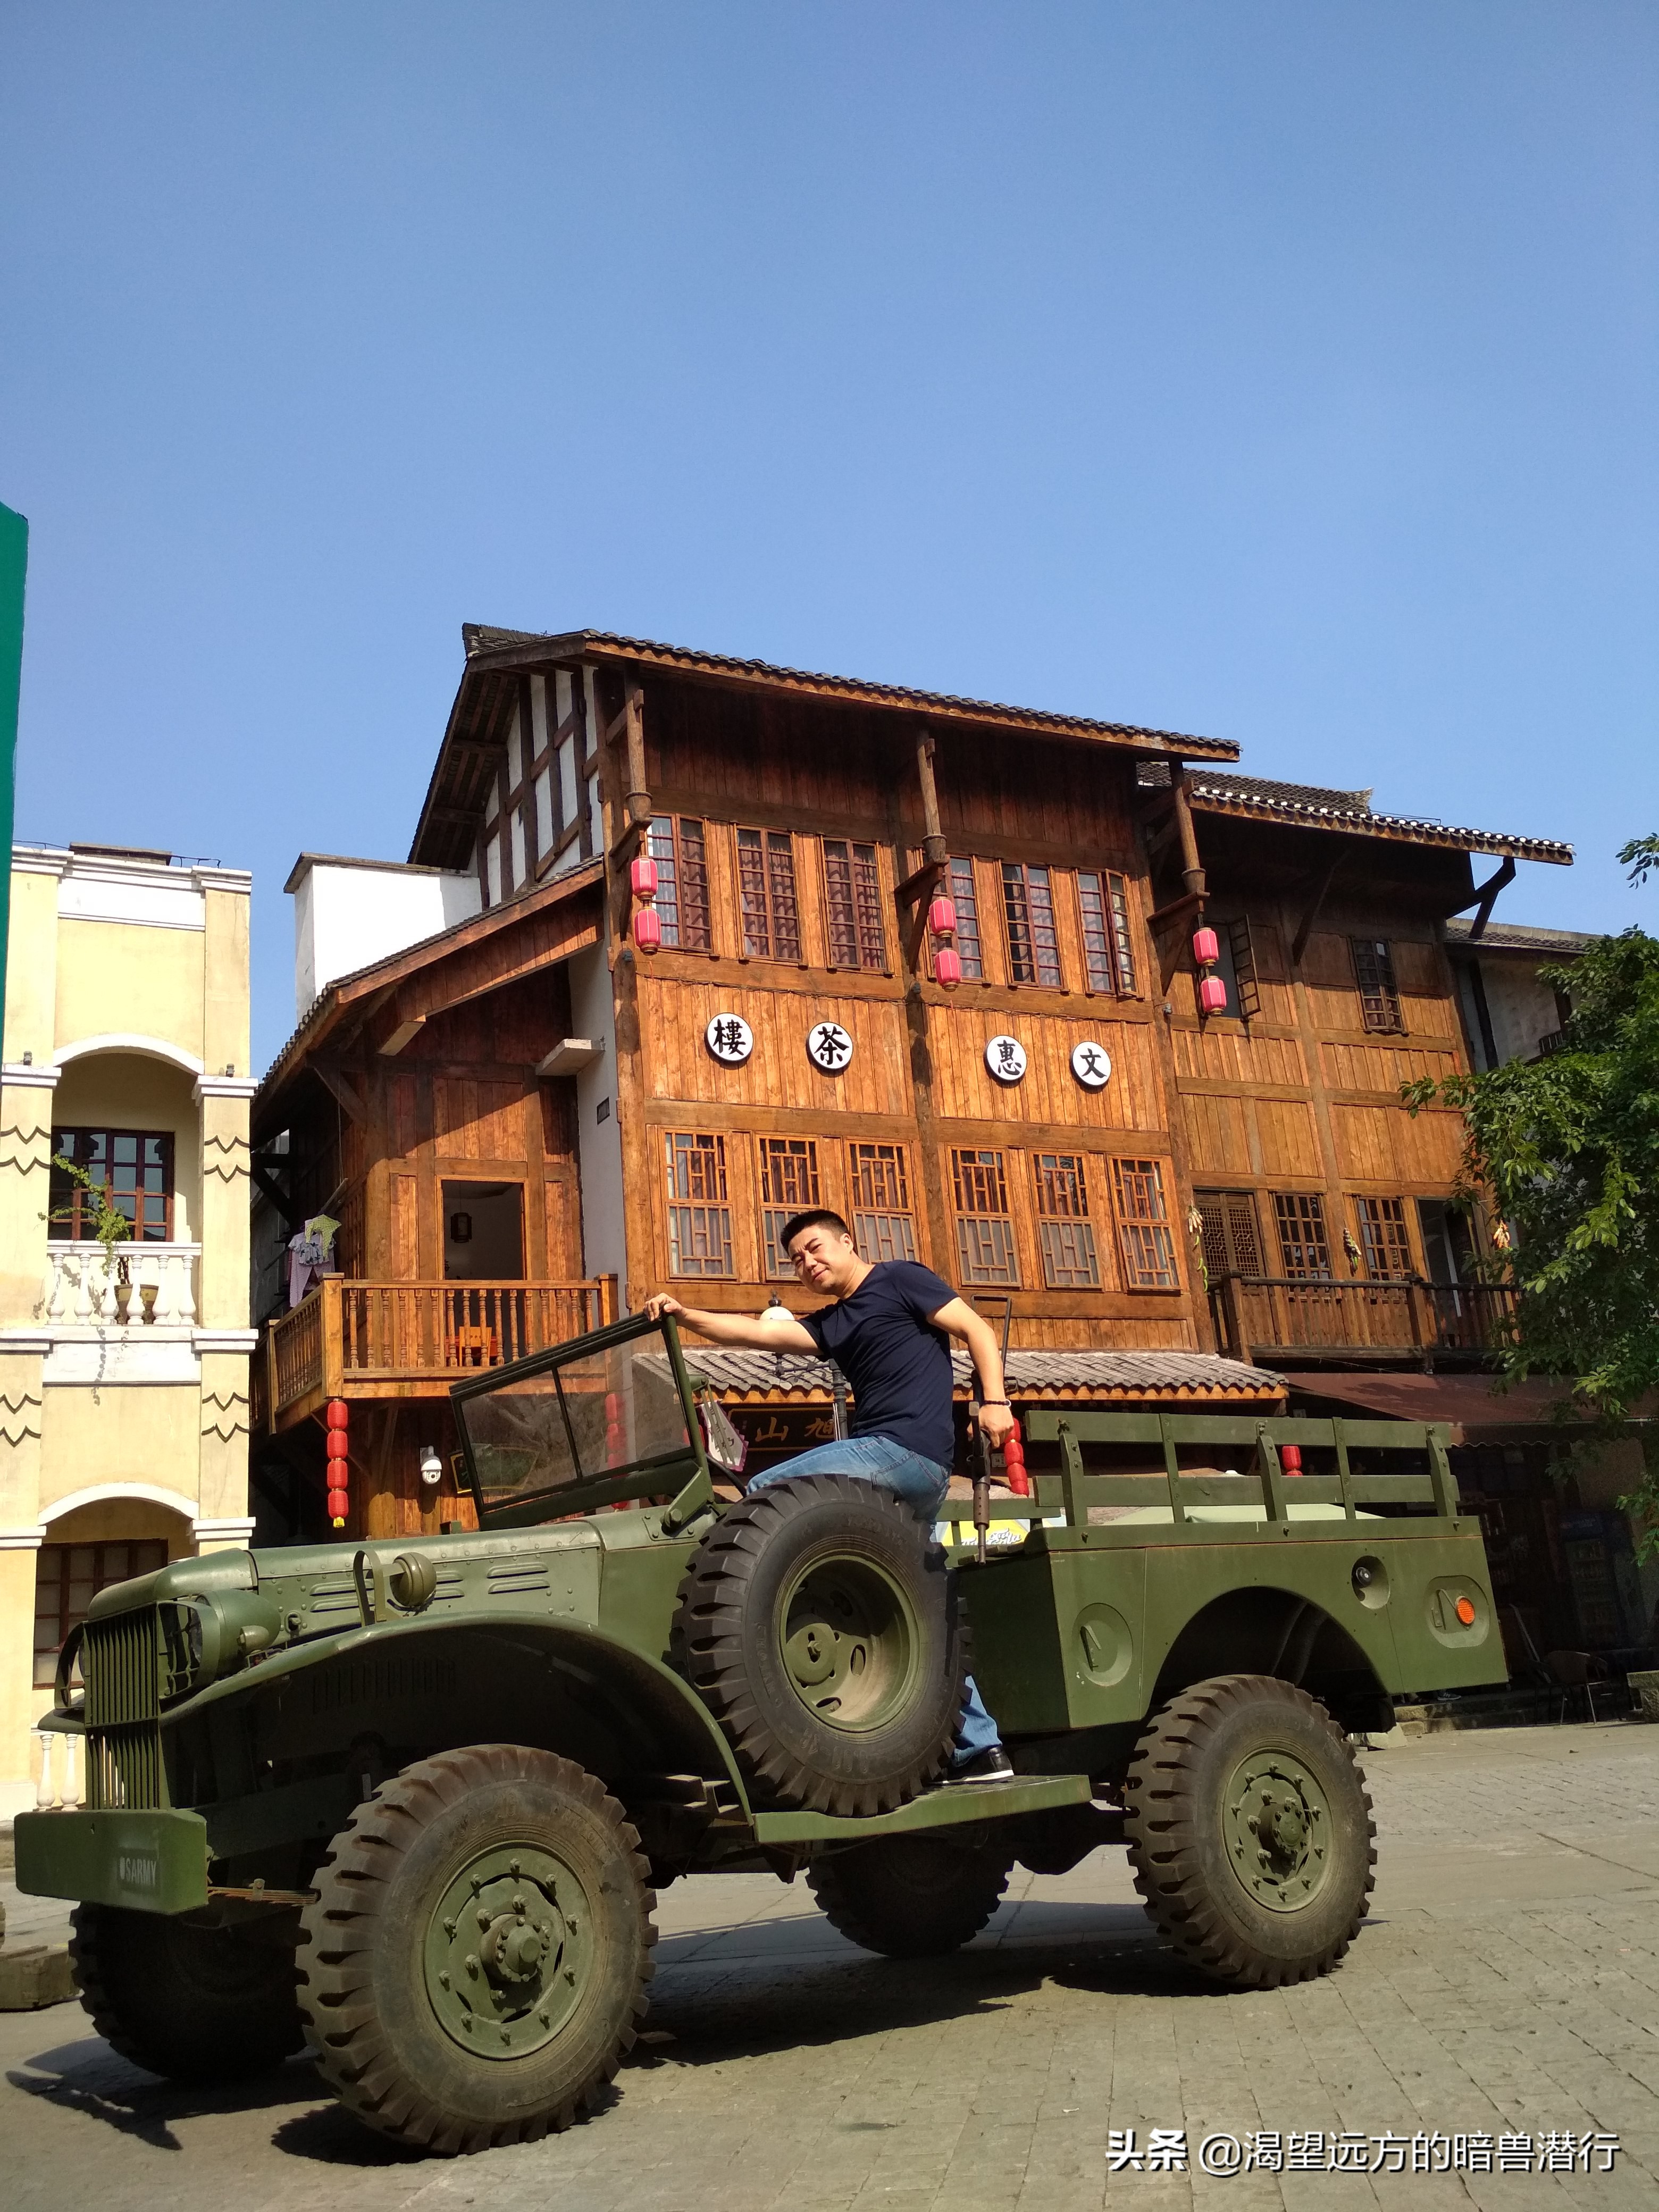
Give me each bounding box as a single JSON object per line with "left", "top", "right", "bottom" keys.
{"left": 1403, "top": 839, "right": 1659, "bottom": 1545}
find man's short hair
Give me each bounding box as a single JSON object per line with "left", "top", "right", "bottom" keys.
{"left": 780, "top": 1208, "right": 852, "bottom": 1254}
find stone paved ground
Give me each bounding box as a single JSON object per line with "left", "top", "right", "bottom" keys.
{"left": 1, "top": 1721, "right": 1655, "bottom": 2211}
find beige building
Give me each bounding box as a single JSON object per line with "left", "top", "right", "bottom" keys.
{"left": 0, "top": 842, "right": 255, "bottom": 1816}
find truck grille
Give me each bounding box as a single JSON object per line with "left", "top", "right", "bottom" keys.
{"left": 83, "top": 1611, "right": 165, "bottom": 1809}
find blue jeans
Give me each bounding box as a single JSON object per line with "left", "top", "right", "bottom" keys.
{"left": 745, "top": 1434, "right": 1003, "bottom": 1762}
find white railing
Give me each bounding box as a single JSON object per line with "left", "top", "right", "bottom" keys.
{"left": 33, "top": 1727, "right": 82, "bottom": 1809}
{"left": 44, "top": 1240, "right": 201, "bottom": 1329}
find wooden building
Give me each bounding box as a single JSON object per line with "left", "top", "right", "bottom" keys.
{"left": 249, "top": 628, "right": 1570, "bottom": 1543}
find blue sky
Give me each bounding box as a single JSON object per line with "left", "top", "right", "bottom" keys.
{"left": 3, "top": 2, "right": 1654, "bottom": 1070}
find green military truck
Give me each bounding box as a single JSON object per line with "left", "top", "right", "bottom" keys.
{"left": 16, "top": 1311, "right": 1501, "bottom": 2155}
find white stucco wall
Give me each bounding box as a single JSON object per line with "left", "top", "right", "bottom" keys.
{"left": 289, "top": 856, "right": 482, "bottom": 1018}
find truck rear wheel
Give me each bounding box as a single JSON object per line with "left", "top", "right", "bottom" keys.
{"left": 674, "top": 1474, "right": 967, "bottom": 1817}
{"left": 1124, "top": 1674, "right": 1375, "bottom": 1989}
{"left": 297, "top": 1746, "right": 655, "bottom": 2154}
{"left": 808, "top": 1831, "right": 1015, "bottom": 1957}
{"left": 70, "top": 1902, "right": 303, "bottom": 2083}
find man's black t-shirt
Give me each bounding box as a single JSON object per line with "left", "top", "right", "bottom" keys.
{"left": 800, "top": 1260, "right": 958, "bottom": 1468}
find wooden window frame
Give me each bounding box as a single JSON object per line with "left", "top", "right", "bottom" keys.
{"left": 664, "top": 1131, "right": 738, "bottom": 1279}
{"left": 1195, "top": 1189, "right": 1264, "bottom": 1280}
{"left": 647, "top": 816, "right": 713, "bottom": 953}
{"left": 1000, "top": 862, "right": 1063, "bottom": 989}
{"left": 847, "top": 1141, "right": 919, "bottom": 1265}
{"left": 35, "top": 1539, "right": 169, "bottom": 1687}
{"left": 758, "top": 1136, "right": 822, "bottom": 1278}
{"left": 1272, "top": 1191, "right": 1333, "bottom": 1279}
{"left": 1076, "top": 869, "right": 1138, "bottom": 996}
{"left": 50, "top": 1128, "right": 175, "bottom": 1242}
{"left": 1350, "top": 938, "right": 1405, "bottom": 1034}
{"left": 1032, "top": 1152, "right": 1101, "bottom": 1289}
{"left": 1355, "top": 1194, "right": 1414, "bottom": 1280}
{"left": 951, "top": 1146, "right": 1021, "bottom": 1288}
{"left": 946, "top": 857, "right": 985, "bottom": 981}
{"left": 1110, "top": 1158, "right": 1180, "bottom": 1291}
{"left": 821, "top": 839, "right": 888, "bottom": 972}
{"left": 735, "top": 827, "right": 803, "bottom": 963}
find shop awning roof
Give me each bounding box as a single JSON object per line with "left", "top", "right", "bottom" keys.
{"left": 1288, "top": 1371, "right": 1656, "bottom": 1439}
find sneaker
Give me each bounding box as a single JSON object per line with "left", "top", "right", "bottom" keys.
{"left": 945, "top": 1747, "right": 1017, "bottom": 1784}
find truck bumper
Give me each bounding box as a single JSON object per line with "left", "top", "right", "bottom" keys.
{"left": 13, "top": 1808, "right": 210, "bottom": 1915}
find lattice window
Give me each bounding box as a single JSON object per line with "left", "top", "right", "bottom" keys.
{"left": 823, "top": 840, "right": 886, "bottom": 970}
{"left": 1033, "top": 1153, "right": 1100, "bottom": 1288}
{"left": 737, "top": 828, "right": 801, "bottom": 961}
{"left": 1350, "top": 938, "right": 1404, "bottom": 1033}
{"left": 1111, "top": 1158, "right": 1180, "bottom": 1289}
{"left": 952, "top": 1147, "right": 1020, "bottom": 1286}
{"left": 946, "top": 858, "right": 984, "bottom": 980}
{"left": 665, "top": 1132, "right": 735, "bottom": 1278}
{"left": 34, "top": 1540, "right": 168, "bottom": 1687}
{"left": 646, "top": 817, "right": 711, "bottom": 952}
{"left": 1001, "top": 863, "right": 1062, "bottom": 987}
{"left": 1195, "top": 1189, "right": 1263, "bottom": 1279}
{"left": 847, "top": 1141, "right": 917, "bottom": 1264}
{"left": 759, "top": 1137, "right": 822, "bottom": 1278}
{"left": 1077, "top": 870, "right": 1137, "bottom": 995}
{"left": 1273, "top": 1192, "right": 1333, "bottom": 1279}
{"left": 1356, "top": 1195, "right": 1413, "bottom": 1280}
{"left": 50, "top": 1129, "right": 174, "bottom": 1242}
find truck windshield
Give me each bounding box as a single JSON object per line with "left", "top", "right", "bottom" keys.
{"left": 453, "top": 1323, "right": 697, "bottom": 1519}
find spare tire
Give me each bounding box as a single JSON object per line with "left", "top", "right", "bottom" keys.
{"left": 673, "top": 1474, "right": 967, "bottom": 1816}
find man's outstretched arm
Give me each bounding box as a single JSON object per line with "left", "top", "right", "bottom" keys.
{"left": 928, "top": 1295, "right": 1015, "bottom": 1446}
{"left": 644, "top": 1292, "right": 819, "bottom": 1355}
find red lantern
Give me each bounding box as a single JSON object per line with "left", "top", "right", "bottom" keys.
{"left": 325, "top": 1398, "right": 349, "bottom": 1431}
{"left": 1280, "top": 1443, "right": 1303, "bottom": 1476}
{"left": 934, "top": 945, "right": 962, "bottom": 988}
{"left": 1001, "top": 1424, "right": 1030, "bottom": 1497}
{"left": 325, "top": 1428, "right": 349, "bottom": 1462}
{"left": 927, "top": 895, "right": 957, "bottom": 940}
{"left": 327, "top": 1487, "right": 349, "bottom": 1525}
{"left": 630, "top": 852, "right": 658, "bottom": 900}
{"left": 1198, "top": 974, "right": 1228, "bottom": 1016}
{"left": 1192, "top": 925, "right": 1220, "bottom": 968}
{"left": 632, "top": 906, "right": 661, "bottom": 953}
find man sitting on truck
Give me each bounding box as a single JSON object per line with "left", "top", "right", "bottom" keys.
{"left": 647, "top": 1208, "right": 1016, "bottom": 1784}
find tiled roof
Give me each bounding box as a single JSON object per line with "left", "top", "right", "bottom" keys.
{"left": 1187, "top": 776, "right": 1572, "bottom": 865}
{"left": 681, "top": 1348, "right": 1284, "bottom": 1404}
{"left": 1444, "top": 917, "right": 1598, "bottom": 955}
{"left": 458, "top": 624, "right": 1239, "bottom": 754}
{"left": 1188, "top": 771, "right": 1373, "bottom": 813}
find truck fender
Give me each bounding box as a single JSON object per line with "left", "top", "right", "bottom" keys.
{"left": 175, "top": 1610, "right": 756, "bottom": 1811}
{"left": 1146, "top": 1585, "right": 1392, "bottom": 1723}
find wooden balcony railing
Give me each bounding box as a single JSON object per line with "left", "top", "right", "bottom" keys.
{"left": 1210, "top": 1275, "right": 1518, "bottom": 1362}
{"left": 266, "top": 1276, "right": 617, "bottom": 1420}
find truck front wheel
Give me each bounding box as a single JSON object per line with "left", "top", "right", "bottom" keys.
{"left": 1124, "top": 1674, "right": 1376, "bottom": 1989}
{"left": 70, "top": 1902, "right": 304, "bottom": 2082}
{"left": 808, "top": 1831, "right": 1015, "bottom": 1957}
{"left": 297, "top": 1746, "right": 655, "bottom": 2154}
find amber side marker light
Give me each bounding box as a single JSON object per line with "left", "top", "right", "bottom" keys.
{"left": 1455, "top": 1596, "right": 1477, "bottom": 1627}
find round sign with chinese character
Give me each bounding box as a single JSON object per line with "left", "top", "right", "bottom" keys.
{"left": 1070, "top": 1040, "right": 1112, "bottom": 1090}
{"left": 806, "top": 1020, "right": 854, "bottom": 1074}
{"left": 705, "top": 1013, "right": 754, "bottom": 1066}
{"left": 985, "top": 1034, "right": 1028, "bottom": 1084}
